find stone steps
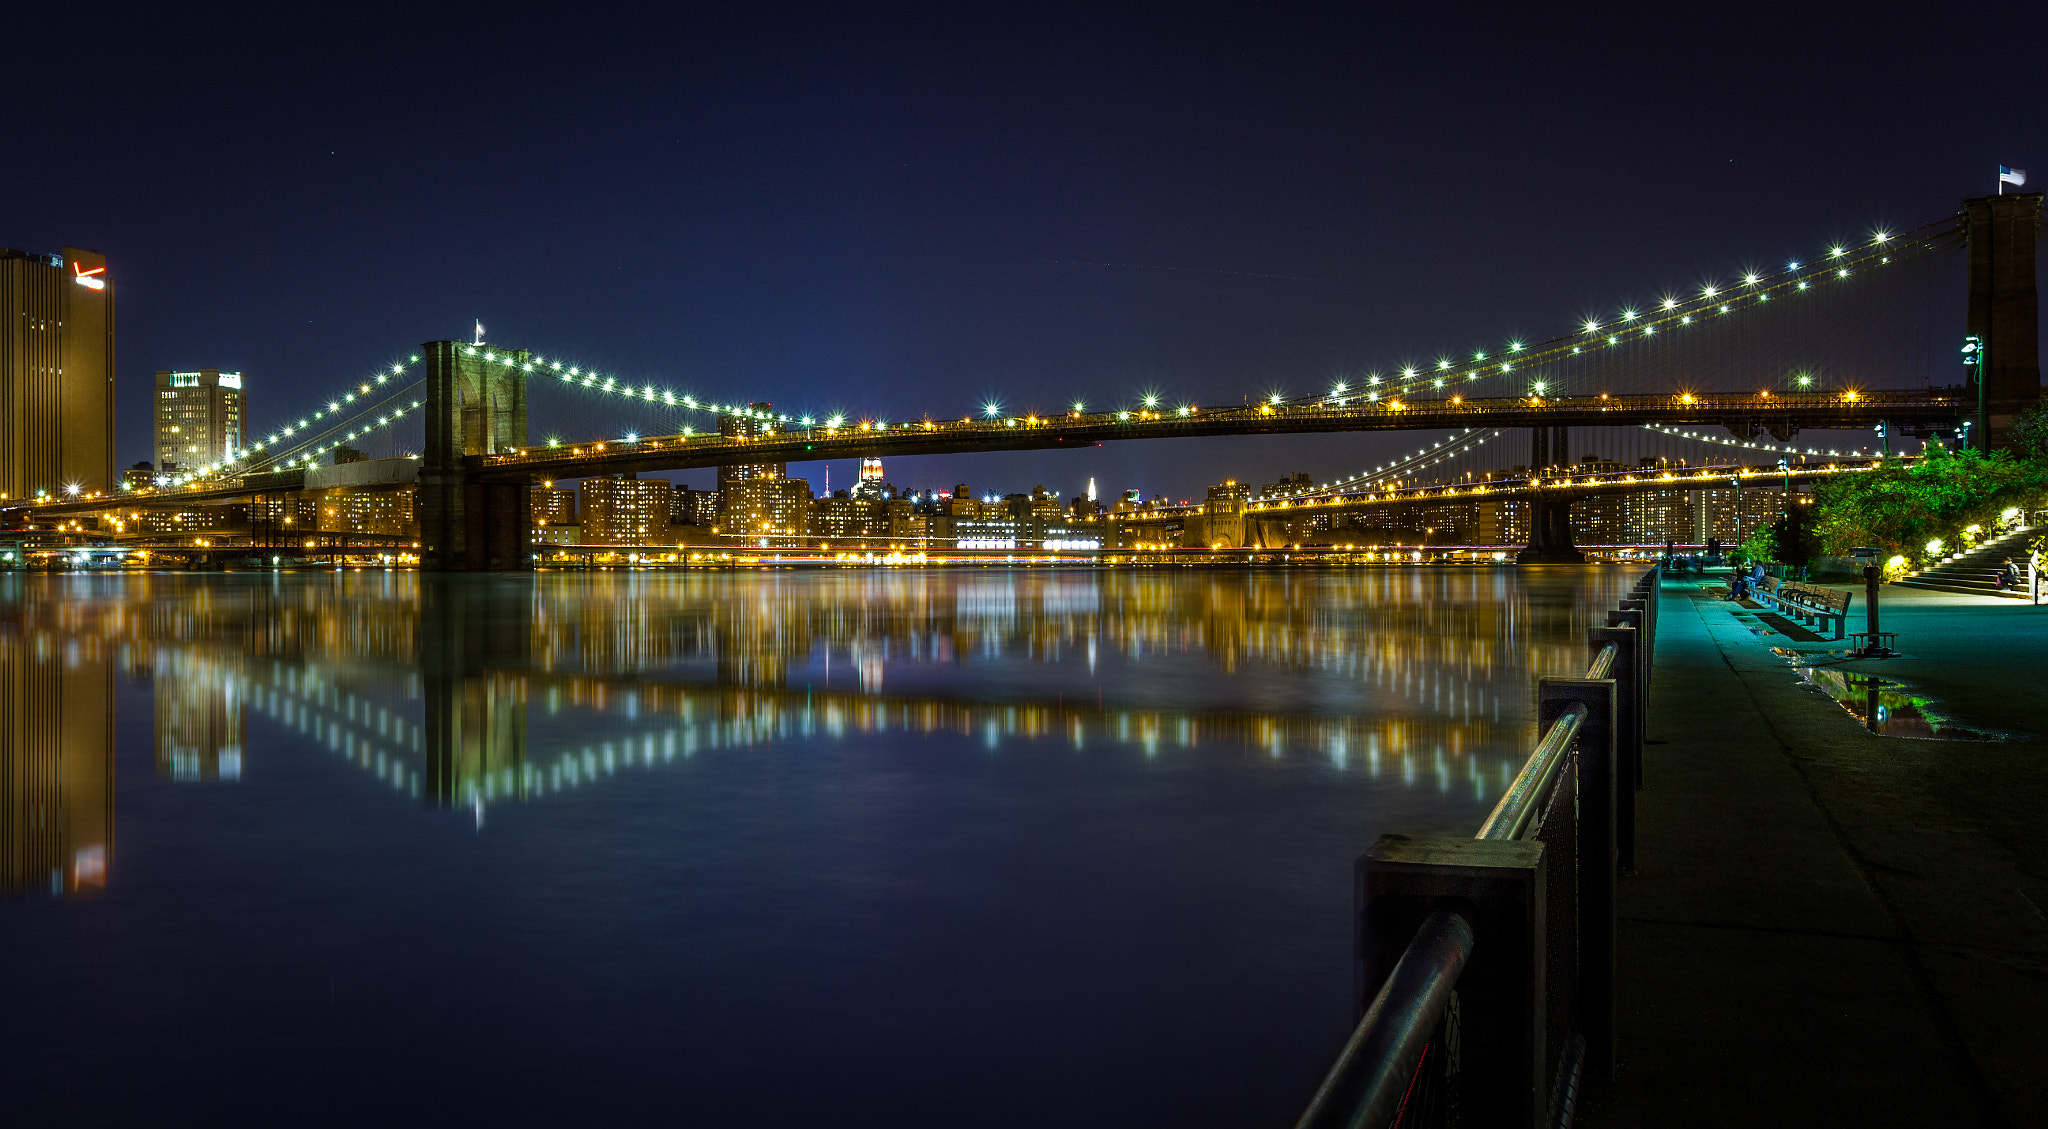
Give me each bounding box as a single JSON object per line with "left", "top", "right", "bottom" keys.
{"left": 1892, "top": 527, "right": 2037, "bottom": 599}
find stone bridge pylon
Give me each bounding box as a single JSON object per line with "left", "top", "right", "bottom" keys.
{"left": 419, "top": 340, "right": 534, "bottom": 571}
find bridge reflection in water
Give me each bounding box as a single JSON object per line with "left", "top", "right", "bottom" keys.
{"left": 1, "top": 566, "right": 1639, "bottom": 897}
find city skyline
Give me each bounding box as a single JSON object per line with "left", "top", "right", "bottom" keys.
{"left": 5, "top": 8, "right": 2041, "bottom": 500}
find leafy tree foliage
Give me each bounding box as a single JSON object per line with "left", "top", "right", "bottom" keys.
{"left": 2008, "top": 396, "right": 2048, "bottom": 462}
{"left": 1744, "top": 508, "right": 1821, "bottom": 568}
{"left": 1809, "top": 447, "right": 2048, "bottom": 561}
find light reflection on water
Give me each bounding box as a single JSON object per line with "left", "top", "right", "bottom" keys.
{"left": 0, "top": 566, "right": 1635, "bottom": 1127}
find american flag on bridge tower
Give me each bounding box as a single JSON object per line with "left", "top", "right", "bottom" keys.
{"left": 1998, "top": 166, "right": 2027, "bottom": 191}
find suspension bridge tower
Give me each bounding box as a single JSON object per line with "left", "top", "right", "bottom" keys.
{"left": 419, "top": 340, "right": 532, "bottom": 571}
{"left": 1963, "top": 192, "right": 2042, "bottom": 449}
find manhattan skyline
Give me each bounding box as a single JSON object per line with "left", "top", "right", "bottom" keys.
{"left": 6, "top": 5, "right": 2041, "bottom": 498}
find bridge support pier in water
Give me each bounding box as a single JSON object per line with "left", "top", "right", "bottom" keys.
{"left": 1517, "top": 494, "right": 1585, "bottom": 564}
{"left": 418, "top": 340, "right": 534, "bottom": 571}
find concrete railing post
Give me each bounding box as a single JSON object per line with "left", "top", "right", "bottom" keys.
{"left": 1605, "top": 606, "right": 1647, "bottom": 765}
{"left": 1538, "top": 675, "right": 1618, "bottom": 1083}
{"left": 1588, "top": 626, "right": 1641, "bottom": 872}
{"left": 1361, "top": 835, "right": 1549, "bottom": 1128}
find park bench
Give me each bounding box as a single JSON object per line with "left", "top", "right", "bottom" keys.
{"left": 1760, "top": 581, "right": 1853, "bottom": 640}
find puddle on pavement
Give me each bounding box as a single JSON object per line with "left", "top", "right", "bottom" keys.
{"left": 1771, "top": 648, "right": 2005, "bottom": 741}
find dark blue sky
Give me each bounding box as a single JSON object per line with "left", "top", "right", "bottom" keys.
{"left": 9, "top": 3, "right": 2042, "bottom": 498}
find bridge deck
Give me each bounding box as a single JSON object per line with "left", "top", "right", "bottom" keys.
{"left": 469, "top": 389, "right": 1962, "bottom": 482}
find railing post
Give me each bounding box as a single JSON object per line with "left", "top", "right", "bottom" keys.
{"left": 1590, "top": 625, "right": 1641, "bottom": 871}
{"left": 1604, "top": 607, "right": 1646, "bottom": 745}
{"left": 1618, "top": 595, "right": 1651, "bottom": 668}
{"left": 1538, "top": 676, "right": 1617, "bottom": 1083}
{"left": 1361, "top": 835, "right": 1549, "bottom": 1128}
{"left": 1630, "top": 565, "right": 1659, "bottom": 669}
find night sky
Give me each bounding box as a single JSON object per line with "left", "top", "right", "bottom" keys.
{"left": 9, "top": 4, "right": 2042, "bottom": 500}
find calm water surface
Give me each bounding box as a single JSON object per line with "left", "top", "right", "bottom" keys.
{"left": 0, "top": 566, "right": 1634, "bottom": 1127}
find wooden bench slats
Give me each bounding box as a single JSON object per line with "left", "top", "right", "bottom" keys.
{"left": 1748, "top": 578, "right": 1853, "bottom": 639}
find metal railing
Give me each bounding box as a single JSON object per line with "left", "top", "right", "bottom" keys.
{"left": 1296, "top": 567, "right": 1657, "bottom": 1129}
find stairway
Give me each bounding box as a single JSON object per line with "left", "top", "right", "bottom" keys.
{"left": 1892, "top": 526, "right": 2039, "bottom": 598}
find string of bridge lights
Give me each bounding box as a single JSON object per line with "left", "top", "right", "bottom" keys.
{"left": 460, "top": 345, "right": 846, "bottom": 433}
{"left": 1297, "top": 219, "right": 1950, "bottom": 408}
{"left": 1281, "top": 429, "right": 1499, "bottom": 498}
{"left": 1640, "top": 422, "right": 1878, "bottom": 460}
{"left": 266, "top": 399, "right": 426, "bottom": 469}
{"left": 161, "top": 396, "right": 427, "bottom": 488}
{"left": 153, "top": 356, "right": 428, "bottom": 487}
{"left": 239, "top": 357, "right": 420, "bottom": 458}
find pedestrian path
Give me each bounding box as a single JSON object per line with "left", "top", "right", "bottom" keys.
{"left": 1578, "top": 578, "right": 2048, "bottom": 1129}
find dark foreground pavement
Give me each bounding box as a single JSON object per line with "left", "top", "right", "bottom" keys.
{"left": 1578, "top": 579, "right": 2048, "bottom": 1129}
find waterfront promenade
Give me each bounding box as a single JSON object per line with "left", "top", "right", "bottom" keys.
{"left": 1580, "top": 579, "right": 2048, "bottom": 1128}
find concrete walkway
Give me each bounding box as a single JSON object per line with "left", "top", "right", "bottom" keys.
{"left": 1578, "top": 579, "right": 2048, "bottom": 1129}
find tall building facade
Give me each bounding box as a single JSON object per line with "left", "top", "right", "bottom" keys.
{"left": 531, "top": 484, "right": 577, "bottom": 526}
{"left": 671, "top": 486, "right": 720, "bottom": 528}
{"left": 0, "top": 247, "right": 115, "bottom": 499}
{"left": 723, "top": 476, "right": 811, "bottom": 539}
{"left": 581, "top": 476, "right": 673, "bottom": 543}
{"left": 812, "top": 495, "right": 891, "bottom": 540}
{"left": 318, "top": 486, "right": 418, "bottom": 536}
{"left": 154, "top": 369, "right": 246, "bottom": 472}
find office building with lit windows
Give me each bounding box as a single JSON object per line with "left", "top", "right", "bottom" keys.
{"left": 0, "top": 246, "right": 115, "bottom": 500}
{"left": 671, "top": 486, "right": 720, "bottom": 528}
{"left": 154, "top": 369, "right": 245, "bottom": 472}
{"left": 723, "top": 475, "right": 811, "bottom": 540}
{"left": 581, "top": 476, "right": 673, "bottom": 543}
{"left": 318, "top": 486, "right": 417, "bottom": 537}
{"left": 531, "top": 484, "right": 577, "bottom": 526}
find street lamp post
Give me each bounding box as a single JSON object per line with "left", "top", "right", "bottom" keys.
{"left": 1962, "top": 335, "right": 1985, "bottom": 449}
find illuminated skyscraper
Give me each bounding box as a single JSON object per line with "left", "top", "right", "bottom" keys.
{"left": 154, "top": 368, "right": 246, "bottom": 472}
{"left": 0, "top": 246, "right": 115, "bottom": 500}
{"left": 850, "top": 456, "right": 893, "bottom": 502}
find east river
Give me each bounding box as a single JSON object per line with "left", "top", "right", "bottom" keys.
{"left": 0, "top": 566, "right": 1637, "bottom": 1126}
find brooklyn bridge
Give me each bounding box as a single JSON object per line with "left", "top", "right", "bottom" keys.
{"left": 5, "top": 192, "right": 2038, "bottom": 567}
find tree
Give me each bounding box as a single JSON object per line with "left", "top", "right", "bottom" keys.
{"left": 2008, "top": 396, "right": 2048, "bottom": 462}
{"left": 1810, "top": 447, "right": 2048, "bottom": 561}
{"left": 1767, "top": 509, "right": 1821, "bottom": 568}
